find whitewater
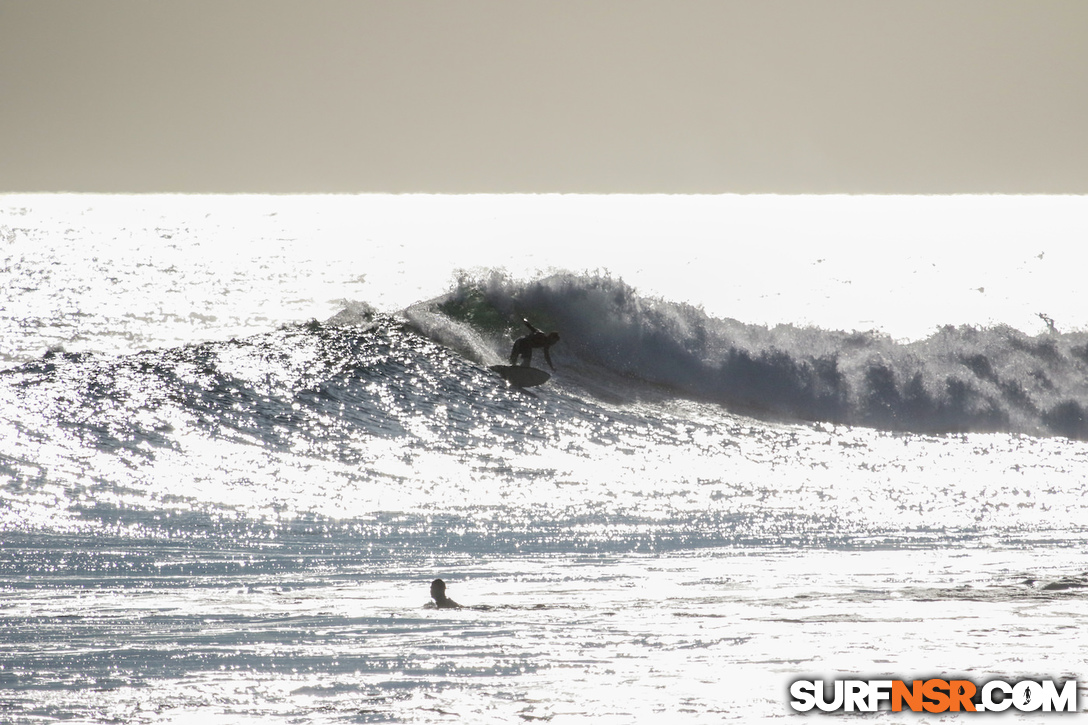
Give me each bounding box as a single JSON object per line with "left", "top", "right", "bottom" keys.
{"left": 1, "top": 194, "right": 1086, "bottom": 723}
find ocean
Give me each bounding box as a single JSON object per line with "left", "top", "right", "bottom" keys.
{"left": 1, "top": 194, "right": 1086, "bottom": 722}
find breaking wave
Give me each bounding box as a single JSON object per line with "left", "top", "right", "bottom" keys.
{"left": 409, "top": 271, "right": 1088, "bottom": 440}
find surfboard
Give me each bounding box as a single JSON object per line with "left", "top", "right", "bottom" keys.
{"left": 489, "top": 365, "right": 551, "bottom": 388}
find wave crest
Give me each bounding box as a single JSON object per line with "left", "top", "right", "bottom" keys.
{"left": 423, "top": 271, "right": 1088, "bottom": 439}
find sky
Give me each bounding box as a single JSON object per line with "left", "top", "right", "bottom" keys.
{"left": 2, "top": 0, "right": 1088, "bottom": 194}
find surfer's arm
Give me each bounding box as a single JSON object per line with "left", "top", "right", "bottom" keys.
{"left": 544, "top": 346, "right": 555, "bottom": 371}
{"left": 523, "top": 318, "right": 540, "bottom": 334}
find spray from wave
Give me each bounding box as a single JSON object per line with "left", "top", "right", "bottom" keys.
{"left": 409, "top": 271, "right": 1088, "bottom": 440}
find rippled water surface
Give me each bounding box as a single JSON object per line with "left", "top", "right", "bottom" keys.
{"left": 2, "top": 195, "right": 1087, "bottom": 722}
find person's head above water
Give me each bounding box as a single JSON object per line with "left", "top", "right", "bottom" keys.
{"left": 430, "top": 578, "right": 461, "bottom": 608}
{"left": 547, "top": 332, "right": 560, "bottom": 343}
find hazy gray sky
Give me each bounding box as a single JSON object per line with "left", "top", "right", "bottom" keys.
{"left": 3, "top": 0, "right": 1087, "bottom": 193}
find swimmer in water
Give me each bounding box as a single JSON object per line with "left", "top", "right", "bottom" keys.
{"left": 429, "top": 579, "right": 462, "bottom": 609}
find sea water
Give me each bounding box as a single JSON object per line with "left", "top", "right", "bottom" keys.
{"left": 1, "top": 194, "right": 1087, "bottom": 723}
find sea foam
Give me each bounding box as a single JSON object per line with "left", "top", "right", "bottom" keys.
{"left": 418, "top": 271, "right": 1088, "bottom": 439}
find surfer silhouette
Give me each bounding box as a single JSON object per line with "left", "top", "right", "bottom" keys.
{"left": 509, "top": 319, "right": 560, "bottom": 370}
{"left": 428, "top": 579, "right": 462, "bottom": 609}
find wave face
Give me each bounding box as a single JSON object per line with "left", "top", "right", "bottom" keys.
{"left": 4, "top": 268, "right": 1088, "bottom": 549}
{"left": 417, "top": 271, "right": 1088, "bottom": 440}
{"left": 5, "top": 287, "right": 1085, "bottom": 548}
